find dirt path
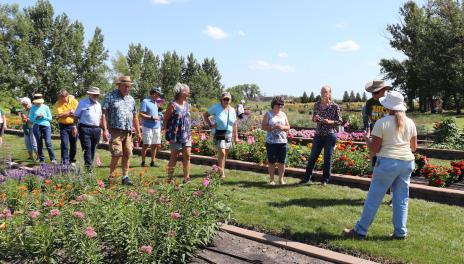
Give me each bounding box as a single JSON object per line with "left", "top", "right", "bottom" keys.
{"left": 191, "top": 231, "right": 333, "bottom": 264}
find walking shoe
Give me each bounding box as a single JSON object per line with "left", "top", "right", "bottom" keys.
{"left": 150, "top": 161, "right": 159, "bottom": 167}
{"left": 342, "top": 228, "right": 366, "bottom": 239}
{"left": 390, "top": 234, "right": 406, "bottom": 240}
{"left": 141, "top": 161, "right": 146, "bottom": 167}
{"left": 121, "top": 176, "right": 133, "bottom": 186}
{"left": 269, "top": 181, "right": 275, "bottom": 185}
{"left": 298, "top": 179, "right": 312, "bottom": 185}
{"left": 51, "top": 160, "right": 58, "bottom": 165}
{"left": 182, "top": 177, "right": 191, "bottom": 184}
{"left": 321, "top": 182, "right": 327, "bottom": 186}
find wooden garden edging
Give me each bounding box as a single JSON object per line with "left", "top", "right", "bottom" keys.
{"left": 94, "top": 144, "right": 464, "bottom": 206}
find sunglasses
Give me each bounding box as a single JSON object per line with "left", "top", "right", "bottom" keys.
{"left": 277, "top": 103, "right": 284, "bottom": 106}
{"left": 222, "top": 98, "right": 230, "bottom": 102}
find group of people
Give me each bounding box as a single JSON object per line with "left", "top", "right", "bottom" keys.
{"left": 8, "top": 76, "right": 417, "bottom": 239}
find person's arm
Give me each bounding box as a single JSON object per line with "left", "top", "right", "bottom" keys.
{"left": 365, "top": 135, "right": 382, "bottom": 154}
{"left": 101, "top": 109, "right": 109, "bottom": 141}
{"left": 232, "top": 122, "right": 239, "bottom": 143}
{"left": 44, "top": 107, "right": 53, "bottom": 122}
{"left": 261, "top": 112, "right": 271, "bottom": 131}
{"left": 323, "top": 105, "right": 342, "bottom": 126}
{"left": 162, "top": 103, "right": 174, "bottom": 131}
{"left": 203, "top": 111, "right": 214, "bottom": 128}
{"left": 133, "top": 112, "right": 142, "bottom": 141}
{"left": 56, "top": 104, "right": 73, "bottom": 118}
{"left": 3, "top": 115, "right": 6, "bottom": 128}
{"left": 410, "top": 136, "right": 417, "bottom": 152}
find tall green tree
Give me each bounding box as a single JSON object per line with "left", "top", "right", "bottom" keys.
{"left": 342, "top": 91, "right": 350, "bottom": 102}
{"left": 160, "top": 51, "right": 183, "bottom": 99}
{"left": 81, "top": 27, "right": 109, "bottom": 95}
{"left": 301, "top": 91, "right": 309, "bottom": 103}
{"left": 309, "top": 91, "right": 315, "bottom": 102}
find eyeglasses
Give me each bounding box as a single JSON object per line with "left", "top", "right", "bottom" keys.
{"left": 222, "top": 98, "right": 230, "bottom": 102}
{"left": 277, "top": 104, "right": 285, "bottom": 106}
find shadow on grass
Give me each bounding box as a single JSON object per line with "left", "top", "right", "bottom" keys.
{"left": 269, "top": 198, "right": 365, "bottom": 208}
{"left": 221, "top": 180, "right": 301, "bottom": 189}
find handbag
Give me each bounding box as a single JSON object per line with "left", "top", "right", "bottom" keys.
{"left": 214, "top": 109, "right": 229, "bottom": 141}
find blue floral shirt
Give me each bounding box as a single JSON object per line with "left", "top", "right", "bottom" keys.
{"left": 102, "top": 89, "right": 136, "bottom": 131}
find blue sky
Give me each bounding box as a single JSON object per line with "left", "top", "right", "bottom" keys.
{"left": 6, "top": 0, "right": 424, "bottom": 99}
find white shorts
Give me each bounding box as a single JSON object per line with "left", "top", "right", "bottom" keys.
{"left": 142, "top": 127, "right": 161, "bottom": 145}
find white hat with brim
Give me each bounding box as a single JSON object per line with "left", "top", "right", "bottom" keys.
{"left": 32, "top": 93, "right": 44, "bottom": 104}
{"left": 379, "top": 91, "right": 407, "bottom": 111}
{"left": 86, "top": 86, "right": 100, "bottom": 95}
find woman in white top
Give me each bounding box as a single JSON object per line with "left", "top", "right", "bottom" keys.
{"left": 343, "top": 91, "right": 417, "bottom": 239}
{"left": 261, "top": 96, "right": 290, "bottom": 185}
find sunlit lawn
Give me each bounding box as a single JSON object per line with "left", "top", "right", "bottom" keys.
{"left": 2, "top": 134, "right": 464, "bottom": 264}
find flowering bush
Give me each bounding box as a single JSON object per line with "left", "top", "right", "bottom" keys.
{"left": 0, "top": 166, "right": 229, "bottom": 263}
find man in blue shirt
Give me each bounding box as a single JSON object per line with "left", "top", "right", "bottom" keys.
{"left": 72, "top": 87, "right": 103, "bottom": 169}
{"left": 139, "top": 87, "right": 163, "bottom": 167}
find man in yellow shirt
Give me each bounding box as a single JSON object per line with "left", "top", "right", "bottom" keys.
{"left": 55, "top": 89, "right": 79, "bottom": 165}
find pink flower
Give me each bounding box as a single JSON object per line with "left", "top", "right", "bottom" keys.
{"left": 139, "top": 245, "right": 153, "bottom": 254}
{"left": 247, "top": 135, "right": 255, "bottom": 145}
{"left": 0, "top": 208, "right": 13, "bottom": 219}
{"left": 203, "top": 178, "right": 210, "bottom": 187}
{"left": 29, "top": 211, "right": 40, "bottom": 219}
{"left": 170, "top": 212, "right": 181, "bottom": 220}
{"left": 95, "top": 155, "right": 102, "bottom": 167}
{"left": 76, "top": 194, "right": 87, "bottom": 202}
{"left": 127, "top": 191, "right": 140, "bottom": 201}
{"left": 167, "top": 230, "right": 176, "bottom": 237}
{"left": 49, "top": 209, "right": 61, "bottom": 218}
{"left": 147, "top": 189, "right": 157, "bottom": 195}
{"left": 97, "top": 180, "right": 105, "bottom": 188}
{"left": 42, "top": 200, "right": 53, "bottom": 207}
{"left": 73, "top": 211, "right": 85, "bottom": 220}
{"left": 212, "top": 164, "right": 220, "bottom": 173}
{"left": 193, "top": 190, "right": 203, "bottom": 197}
{"left": 200, "top": 133, "right": 207, "bottom": 141}
{"left": 84, "top": 226, "right": 97, "bottom": 238}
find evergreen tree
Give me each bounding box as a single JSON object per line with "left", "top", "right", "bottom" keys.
{"left": 362, "top": 92, "right": 368, "bottom": 102}
{"left": 349, "top": 90, "right": 356, "bottom": 102}
{"left": 342, "top": 91, "right": 350, "bottom": 102}
{"left": 309, "top": 91, "right": 315, "bottom": 102}
{"left": 355, "top": 92, "right": 362, "bottom": 102}
{"left": 301, "top": 91, "right": 309, "bottom": 103}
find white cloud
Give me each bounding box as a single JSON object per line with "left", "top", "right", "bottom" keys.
{"left": 238, "top": 30, "right": 246, "bottom": 37}
{"left": 331, "top": 40, "right": 360, "bottom": 52}
{"left": 335, "top": 22, "right": 348, "bottom": 29}
{"left": 277, "top": 52, "right": 288, "bottom": 58}
{"left": 202, "top": 25, "right": 229, "bottom": 40}
{"left": 248, "top": 60, "right": 295, "bottom": 73}
{"left": 152, "top": 0, "right": 170, "bottom": 5}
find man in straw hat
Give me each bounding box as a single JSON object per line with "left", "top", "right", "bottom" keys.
{"left": 72, "top": 87, "right": 103, "bottom": 169}
{"left": 29, "top": 93, "right": 57, "bottom": 164}
{"left": 139, "top": 87, "right": 163, "bottom": 168}
{"left": 55, "top": 89, "right": 79, "bottom": 166}
{"left": 364, "top": 80, "right": 392, "bottom": 132}
{"left": 101, "top": 76, "right": 142, "bottom": 185}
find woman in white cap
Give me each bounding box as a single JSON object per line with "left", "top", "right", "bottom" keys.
{"left": 343, "top": 90, "right": 417, "bottom": 240}
{"left": 203, "top": 92, "right": 239, "bottom": 178}
{"left": 29, "top": 94, "right": 57, "bottom": 164}
{"left": 19, "top": 97, "right": 37, "bottom": 160}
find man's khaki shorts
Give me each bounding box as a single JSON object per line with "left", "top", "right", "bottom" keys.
{"left": 109, "top": 128, "right": 133, "bottom": 157}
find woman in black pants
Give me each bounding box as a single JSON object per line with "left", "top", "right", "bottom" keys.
{"left": 300, "top": 85, "right": 341, "bottom": 186}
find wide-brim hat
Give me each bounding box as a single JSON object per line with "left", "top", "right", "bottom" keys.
{"left": 115, "top": 76, "right": 133, "bottom": 85}
{"left": 86, "top": 86, "right": 100, "bottom": 95}
{"left": 365, "top": 80, "right": 392, "bottom": 93}
{"left": 221, "top": 92, "right": 232, "bottom": 99}
{"left": 32, "top": 93, "right": 44, "bottom": 104}
{"left": 150, "top": 87, "right": 163, "bottom": 96}
{"left": 379, "top": 91, "right": 407, "bottom": 111}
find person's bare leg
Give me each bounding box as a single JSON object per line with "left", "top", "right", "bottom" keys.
{"left": 278, "top": 163, "right": 286, "bottom": 184}
{"left": 141, "top": 144, "right": 149, "bottom": 165}
{"left": 182, "top": 147, "right": 191, "bottom": 181}
{"left": 167, "top": 149, "right": 179, "bottom": 181}
{"left": 218, "top": 148, "right": 226, "bottom": 178}
{"left": 268, "top": 163, "right": 275, "bottom": 184}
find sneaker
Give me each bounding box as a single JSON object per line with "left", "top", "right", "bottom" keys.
{"left": 280, "top": 180, "right": 286, "bottom": 185}
{"left": 342, "top": 228, "right": 366, "bottom": 239}
{"left": 269, "top": 181, "right": 275, "bottom": 185}
{"left": 298, "top": 179, "right": 311, "bottom": 185}
{"left": 51, "top": 160, "right": 58, "bottom": 165}
{"left": 150, "top": 161, "right": 159, "bottom": 167}
{"left": 322, "top": 182, "right": 327, "bottom": 186}
{"left": 141, "top": 161, "right": 146, "bottom": 167}
{"left": 390, "top": 234, "right": 406, "bottom": 240}
{"left": 121, "top": 176, "right": 133, "bottom": 186}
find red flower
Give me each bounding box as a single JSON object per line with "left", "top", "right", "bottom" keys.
{"left": 434, "top": 178, "right": 443, "bottom": 186}
{"left": 193, "top": 147, "right": 200, "bottom": 153}
{"left": 348, "top": 161, "right": 355, "bottom": 167}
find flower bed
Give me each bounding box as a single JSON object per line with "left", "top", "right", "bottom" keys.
{"left": 0, "top": 164, "right": 229, "bottom": 263}
{"left": 175, "top": 130, "right": 464, "bottom": 188}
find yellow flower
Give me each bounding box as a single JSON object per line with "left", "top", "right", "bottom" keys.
{"left": 0, "top": 223, "right": 6, "bottom": 230}
{"left": 18, "top": 185, "right": 28, "bottom": 191}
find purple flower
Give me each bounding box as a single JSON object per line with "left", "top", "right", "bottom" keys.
{"left": 42, "top": 200, "right": 53, "bottom": 207}
{"left": 49, "top": 209, "right": 61, "bottom": 218}
{"left": 29, "top": 211, "right": 40, "bottom": 219}
{"left": 170, "top": 212, "right": 181, "bottom": 220}
{"left": 73, "top": 211, "right": 85, "bottom": 220}
{"left": 84, "top": 226, "right": 97, "bottom": 238}
{"left": 203, "top": 177, "right": 210, "bottom": 187}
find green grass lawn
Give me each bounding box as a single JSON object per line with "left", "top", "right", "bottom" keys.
{"left": 1, "top": 134, "right": 464, "bottom": 264}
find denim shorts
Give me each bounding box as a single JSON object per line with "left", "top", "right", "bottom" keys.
{"left": 266, "top": 143, "right": 287, "bottom": 164}
{"left": 170, "top": 140, "right": 192, "bottom": 151}
{"left": 215, "top": 136, "right": 232, "bottom": 150}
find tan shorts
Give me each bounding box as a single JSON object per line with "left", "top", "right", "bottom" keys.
{"left": 109, "top": 128, "right": 133, "bottom": 157}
